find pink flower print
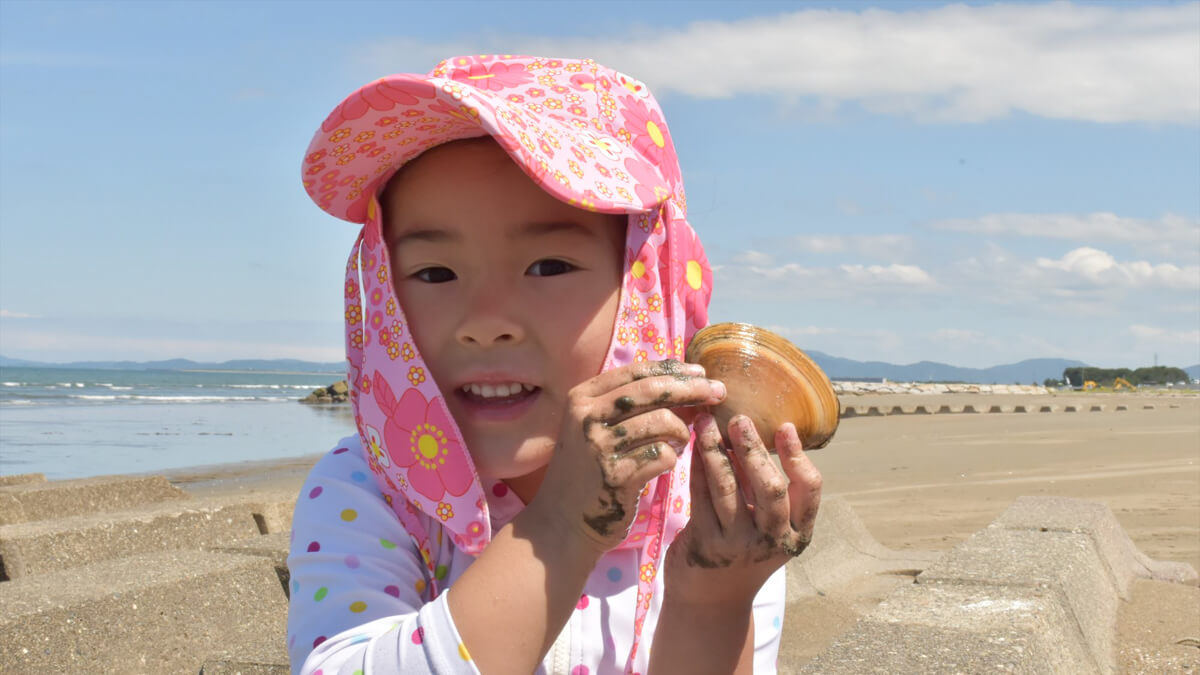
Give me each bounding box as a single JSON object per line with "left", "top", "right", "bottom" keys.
{"left": 624, "top": 157, "right": 670, "bottom": 208}
{"left": 373, "top": 375, "right": 473, "bottom": 501}
{"left": 642, "top": 325, "right": 659, "bottom": 344}
{"left": 369, "top": 287, "right": 384, "bottom": 306}
{"left": 350, "top": 328, "right": 363, "bottom": 349}
{"left": 376, "top": 115, "right": 398, "bottom": 127}
{"left": 627, "top": 244, "right": 657, "bottom": 292}
{"left": 667, "top": 227, "right": 713, "bottom": 330}
{"left": 527, "top": 88, "right": 545, "bottom": 98}
{"left": 620, "top": 95, "right": 680, "bottom": 186}
{"left": 428, "top": 100, "right": 480, "bottom": 125}
{"left": 450, "top": 61, "right": 533, "bottom": 91}
{"left": 345, "top": 279, "right": 359, "bottom": 299}
{"left": 615, "top": 71, "right": 650, "bottom": 99}
{"left": 569, "top": 73, "right": 598, "bottom": 92}
{"left": 365, "top": 425, "right": 391, "bottom": 469}
{"left": 322, "top": 80, "right": 436, "bottom": 132}
{"left": 672, "top": 495, "right": 684, "bottom": 514}
{"left": 582, "top": 131, "right": 622, "bottom": 161}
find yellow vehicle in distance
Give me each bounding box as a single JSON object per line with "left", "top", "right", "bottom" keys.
{"left": 1113, "top": 377, "right": 1136, "bottom": 391}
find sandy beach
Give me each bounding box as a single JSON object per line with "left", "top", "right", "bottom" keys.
{"left": 160, "top": 390, "right": 1200, "bottom": 671}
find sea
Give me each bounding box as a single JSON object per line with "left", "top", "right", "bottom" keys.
{"left": 0, "top": 366, "right": 357, "bottom": 480}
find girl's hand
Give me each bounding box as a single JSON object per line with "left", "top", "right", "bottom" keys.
{"left": 528, "top": 359, "right": 726, "bottom": 553}
{"left": 663, "top": 413, "right": 822, "bottom": 608}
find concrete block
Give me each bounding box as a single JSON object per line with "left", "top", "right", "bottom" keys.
{"left": 992, "top": 496, "right": 1199, "bottom": 595}
{"left": 1039, "top": 405, "right": 1057, "bottom": 413}
{"left": 0, "top": 473, "right": 45, "bottom": 487}
{"left": 839, "top": 406, "right": 858, "bottom": 418}
{"left": 0, "top": 498, "right": 264, "bottom": 579}
{"left": 1012, "top": 405, "right": 1028, "bottom": 413}
{"left": 917, "top": 527, "right": 1115, "bottom": 671}
{"left": 911, "top": 405, "right": 933, "bottom": 415}
{"left": 0, "top": 550, "right": 288, "bottom": 674}
{"left": 793, "top": 583, "right": 1093, "bottom": 674}
{"left": 960, "top": 405, "right": 980, "bottom": 413}
{"left": 864, "top": 406, "right": 885, "bottom": 417}
{"left": 888, "top": 405, "right": 906, "bottom": 415}
{"left": 1143, "top": 404, "right": 1155, "bottom": 409}
{"left": 1064, "top": 405, "right": 1079, "bottom": 412}
{"left": 0, "top": 475, "right": 187, "bottom": 526}
{"left": 935, "top": 405, "right": 960, "bottom": 414}
{"left": 1116, "top": 405, "right": 1128, "bottom": 411}
{"left": 987, "top": 404, "right": 1009, "bottom": 413}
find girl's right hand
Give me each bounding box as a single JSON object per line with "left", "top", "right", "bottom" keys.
{"left": 528, "top": 359, "right": 726, "bottom": 553}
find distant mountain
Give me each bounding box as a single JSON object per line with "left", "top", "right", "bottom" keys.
{"left": 806, "top": 352, "right": 1089, "bottom": 385}
{"left": 0, "top": 353, "right": 1178, "bottom": 384}
{"left": 0, "top": 355, "right": 344, "bottom": 373}
{"left": 1186, "top": 364, "right": 1200, "bottom": 381}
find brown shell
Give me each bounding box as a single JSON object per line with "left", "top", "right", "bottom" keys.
{"left": 685, "top": 323, "right": 839, "bottom": 451}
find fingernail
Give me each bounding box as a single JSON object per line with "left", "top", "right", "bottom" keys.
{"left": 682, "top": 362, "right": 706, "bottom": 376}
{"left": 709, "top": 380, "right": 726, "bottom": 399}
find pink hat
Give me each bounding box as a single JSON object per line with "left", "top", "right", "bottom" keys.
{"left": 303, "top": 55, "right": 712, "bottom": 673}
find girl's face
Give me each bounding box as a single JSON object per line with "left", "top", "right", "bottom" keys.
{"left": 382, "top": 138, "right": 625, "bottom": 502}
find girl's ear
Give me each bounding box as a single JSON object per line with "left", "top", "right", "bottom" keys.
{"left": 373, "top": 369, "right": 398, "bottom": 414}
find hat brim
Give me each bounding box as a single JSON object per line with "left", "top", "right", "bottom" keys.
{"left": 302, "top": 58, "right": 674, "bottom": 224}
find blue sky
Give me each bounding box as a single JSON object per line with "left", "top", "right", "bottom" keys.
{"left": 1, "top": 0, "right": 1197, "bottom": 369}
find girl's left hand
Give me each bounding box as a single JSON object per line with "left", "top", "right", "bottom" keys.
{"left": 662, "top": 412, "right": 822, "bottom": 608}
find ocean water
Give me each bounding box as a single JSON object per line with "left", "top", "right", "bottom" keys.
{"left": 0, "top": 367, "right": 357, "bottom": 479}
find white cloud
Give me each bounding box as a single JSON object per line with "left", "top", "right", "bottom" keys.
{"left": 1035, "top": 247, "right": 1200, "bottom": 291}
{"left": 928, "top": 212, "right": 1200, "bottom": 246}
{"left": 789, "top": 234, "right": 914, "bottom": 259}
{"left": 840, "top": 263, "right": 934, "bottom": 286}
{"left": 732, "top": 250, "right": 774, "bottom": 266}
{"left": 364, "top": 3, "right": 1200, "bottom": 123}
{"left": 0, "top": 309, "right": 39, "bottom": 319}
{"left": 1128, "top": 324, "right": 1200, "bottom": 345}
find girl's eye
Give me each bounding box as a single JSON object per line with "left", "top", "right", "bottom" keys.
{"left": 527, "top": 259, "right": 576, "bottom": 277}
{"left": 413, "top": 266, "right": 456, "bottom": 283}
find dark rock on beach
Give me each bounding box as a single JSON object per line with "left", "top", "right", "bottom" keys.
{"left": 300, "top": 380, "right": 348, "bottom": 404}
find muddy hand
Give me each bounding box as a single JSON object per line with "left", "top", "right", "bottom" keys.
{"left": 531, "top": 359, "right": 726, "bottom": 553}
{"left": 664, "top": 413, "right": 822, "bottom": 607}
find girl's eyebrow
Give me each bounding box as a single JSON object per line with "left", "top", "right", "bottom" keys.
{"left": 391, "top": 221, "right": 600, "bottom": 247}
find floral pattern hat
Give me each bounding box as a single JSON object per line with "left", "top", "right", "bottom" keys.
{"left": 303, "top": 55, "right": 713, "bottom": 669}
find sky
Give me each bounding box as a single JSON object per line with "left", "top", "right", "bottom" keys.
{"left": 0, "top": 0, "right": 1197, "bottom": 370}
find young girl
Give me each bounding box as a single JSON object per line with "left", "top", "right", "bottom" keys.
{"left": 287, "top": 55, "right": 822, "bottom": 675}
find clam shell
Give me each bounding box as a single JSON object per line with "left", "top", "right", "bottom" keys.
{"left": 685, "top": 323, "right": 839, "bottom": 451}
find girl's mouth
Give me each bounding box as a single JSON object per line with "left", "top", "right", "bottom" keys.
{"left": 455, "top": 382, "right": 541, "bottom": 421}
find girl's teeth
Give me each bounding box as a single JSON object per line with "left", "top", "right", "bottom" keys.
{"left": 461, "top": 382, "right": 531, "bottom": 398}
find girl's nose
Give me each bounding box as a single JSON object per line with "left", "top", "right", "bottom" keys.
{"left": 454, "top": 287, "right": 526, "bottom": 347}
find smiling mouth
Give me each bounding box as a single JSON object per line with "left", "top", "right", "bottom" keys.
{"left": 459, "top": 382, "right": 539, "bottom": 401}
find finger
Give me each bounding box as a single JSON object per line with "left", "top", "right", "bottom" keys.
{"left": 686, "top": 442, "right": 720, "bottom": 533}
{"left": 602, "top": 408, "right": 693, "bottom": 455}
{"left": 592, "top": 374, "right": 725, "bottom": 425}
{"left": 775, "top": 422, "right": 822, "bottom": 542}
{"left": 694, "top": 413, "right": 743, "bottom": 533}
{"left": 605, "top": 441, "right": 679, "bottom": 491}
{"left": 573, "top": 359, "right": 706, "bottom": 398}
{"left": 728, "top": 415, "right": 791, "bottom": 536}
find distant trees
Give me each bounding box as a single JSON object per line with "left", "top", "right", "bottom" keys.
{"left": 1062, "top": 366, "right": 1189, "bottom": 387}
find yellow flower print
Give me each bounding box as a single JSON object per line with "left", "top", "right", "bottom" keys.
{"left": 614, "top": 170, "right": 630, "bottom": 183}
{"left": 386, "top": 298, "right": 396, "bottom": 316}
{"left": 673, "top": 336, "right": 684, "bottom": 359}
{"left": 616, "top": 187, "right": 632, "bottom": 202}
{"left": 436, "top": 502, "right": 454, "bottom": 522}
{"left": 384, "top": 129, "right": 403, "bottom": 140}
{"left": 401, "top": 343, "right": 416, "bottom": 361}
{"left": 345, "top": 303, "right": 362, "bottom": 324}
{"left": 566, "top": 62, "right": 582, "bottom": 72}
{"left": 635, "top": 349, "right": 648, "bottom": 363}
{"left": 350, "top": 328, "right": 363, "bottom": 349}
{"left": 537, "top": 74, "right": 556, "bottom": 86}
{"left": 387, "top": 342, "right": 400, "bottom": 360}
{"left": 654, "top": 336, "right": 667, "bottom": 356}
{"left": 553, "top": 170, "right": 569, "bottom": 187}
{"left": 635, "top": 309, "right": 649, "bottom": 326}
{"left": 391, "top": 319, "right": 403, "bottom": 338}
{"left": 640, "top": 561, "right": 656, "bottom": 584}
{"left": 544, "top": 98, "right": 563, "bottom": 110}
{"left": 377, "top": 265, "right": 388, "bottom": 285}
{"left": 408, "top": 366, "right": 426, "bottom": 386}
{"left": 332, "top": 144, "right": 350, "bottom": 156}
{"left": 337, "top": 153, "right": 356, "bottom": 166}
{"left": 595, "top": 183, "right": 612, "bottom": 198}
{"left": 568, "top": 159, "right": 584, "bottom": 179}
{"left": 329, "top": 127, "right": 351, "bottom": 143}
{"left": 354, "top": 131, "right": 375, "bottom": 143}
{"left": 648, "top": 293, "right": 663, "bottom": 312}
